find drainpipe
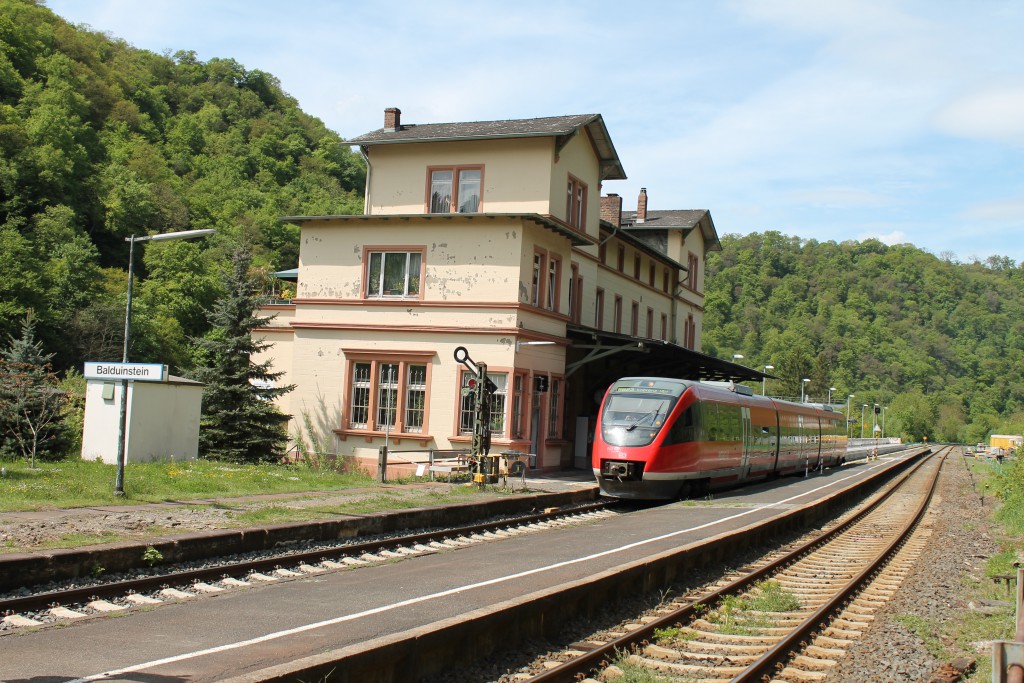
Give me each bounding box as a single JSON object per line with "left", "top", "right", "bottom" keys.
{"left": 598, "top": 225, "right": 619, "bottom": 247}
{"left": 670, "top": 269, "right": 680, "bottom": 345}
{"left": 359, "top": 145, "right": 372, "bottom": 215}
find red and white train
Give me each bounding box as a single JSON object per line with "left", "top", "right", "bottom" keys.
{"left": 593, "top": 377, "right": 848, "bottom": 500}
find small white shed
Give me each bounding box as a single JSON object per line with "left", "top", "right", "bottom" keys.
{"left": 81, "top": 375, "right": 204, "bottom": 464}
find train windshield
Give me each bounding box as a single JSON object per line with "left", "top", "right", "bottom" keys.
{"left": 601, "top": 393, "right": 677, "bottom": 447}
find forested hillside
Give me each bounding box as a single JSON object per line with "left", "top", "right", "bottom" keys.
{"left": 703, "top": 232, "right": 1024, "bottom": 443}
{"left": 0, "top": 0, "right": 365, "bottom": 372}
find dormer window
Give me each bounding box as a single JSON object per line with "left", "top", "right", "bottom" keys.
{"left": 428, "top": 167, "right": 482, "bottom": 213}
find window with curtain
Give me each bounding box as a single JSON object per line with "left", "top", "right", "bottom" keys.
{"left": 366, "top": 250, "right": 423, "bottom": 298}
{"left": 429, "top": 167, "right": 482, "bottom": 213}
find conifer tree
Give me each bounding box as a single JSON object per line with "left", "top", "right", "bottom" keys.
{"left": 190, "top": 246, "right": 293, "bottom": 462}
{"left": 3, "top": 313, "right": 55, "bottom": 367}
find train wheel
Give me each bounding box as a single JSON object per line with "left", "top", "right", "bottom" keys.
{"left": 676, "top": 481, "right": 692, "bottom": 500}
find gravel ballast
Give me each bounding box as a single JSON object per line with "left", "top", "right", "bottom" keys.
{"left": 824, "top": 453, "right": 1006, "bottom": 683}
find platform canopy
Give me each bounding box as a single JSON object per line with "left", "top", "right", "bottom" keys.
{"left": 565, "top": 325, "right": 768, "bottom": 383}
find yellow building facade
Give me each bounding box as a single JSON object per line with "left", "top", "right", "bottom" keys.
{"left": 256, "top": 109, "right": 745, "bottom": 473}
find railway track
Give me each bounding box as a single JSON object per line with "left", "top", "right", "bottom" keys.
{"left": 0, "top": 500, "right": 619, "bottom": 630}
{"left": 515, "top": 446, "right": 949, "bottom": 683}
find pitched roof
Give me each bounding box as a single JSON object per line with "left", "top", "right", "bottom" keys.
{"left": 621, "top": 209, "right": 722, "bottom": 252}
{"left": 348, "top": 113, "right": 627, "bottom": 181}
{"left": 622, "top": 209, "right": 708, "bottom": 229}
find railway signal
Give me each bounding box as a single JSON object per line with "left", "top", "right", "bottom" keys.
{"left": 454, "top": 347, "right": 499, "bottom": 484}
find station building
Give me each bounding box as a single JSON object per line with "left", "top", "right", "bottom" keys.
{"left": 254, "top": 108, "right": 758, "bottom": 473}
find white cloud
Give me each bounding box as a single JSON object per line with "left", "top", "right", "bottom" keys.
{"left": 934, "top": 86, "right": 1024, "bottom": 146}
{"left": 857, "top": 229, "right": 908, "bottom": 246}
{"left": 959, "top": 198, "right": 1024, "bottom": 222}
{"left": 786, "top": 187, "right": 895, "bottom": 209}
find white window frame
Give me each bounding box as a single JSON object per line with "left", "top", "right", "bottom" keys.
{"left": 366, "top": 249, "right": 423, "bottom": 299}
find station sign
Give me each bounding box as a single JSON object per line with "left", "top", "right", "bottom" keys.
{"left": 84, "top": 362, "right": 167, "bottom": 382}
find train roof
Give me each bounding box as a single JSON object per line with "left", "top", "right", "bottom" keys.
{"left": 610, "top": 376, "right": 840, "bottom": 416}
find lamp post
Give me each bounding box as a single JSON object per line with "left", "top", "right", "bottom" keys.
{"left": 861, "top": 404, "right": 868, "bottom": 439}
{"left": 847, "top": 394, "right": 854, "bottom": 437}
{"left": 732, "top": 354, "right": 744, "bottom": 363}
{"left": 762, "top": 364, "right": 774, "bottom": 396}
{"left": 115, "top": 228, "right": 215, "bottom": 496}
{"left": 801, "top": 378, "right": 810, "bottom": 403}
{"left": 827, "top": 387, "right": 837, "bottom": 406}
{"left": 872, "top": 403, "right": 880, "bottom": 459}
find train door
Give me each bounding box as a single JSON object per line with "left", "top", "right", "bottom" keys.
{"left": 813, "top": 416, "right": 823, "bottom": 471}
{"left": 798, "top": 414, "right": 808, "bottom": 473}
{"left": 770, "top": 407, "right": 782, "bottom": 474}
{"left": 740, "top": 406, "right": 752, "bottom": 478}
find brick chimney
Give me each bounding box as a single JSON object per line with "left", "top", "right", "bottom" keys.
{"left": 384, "top": 107, "right": 401, "bottom": 132}
{"left": 600, "top": 194, "right": 622, "bottom": 226}
{"left": 636, "top": 187, "right": 648, "bottom": 224}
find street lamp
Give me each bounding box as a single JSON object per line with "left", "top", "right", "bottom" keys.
{"left": 847, "top": 394, "right": 854, "bottom": 436}
{"left": 801, "top": 378, "right": 810, "bottom": 403}
{"left": 115, "top": 228, "right": 215, "bottom": 496}
{"left": 861, "top": 404, "right": 868, "bottom": 438}
{"left": 827, "top": 387, "right": 837, "bottom": 405}
{"left": 762, "top": 364, "right": 774, "bottom": 396}
{"left": 732, "top": 354, "right": 744, "bottom": 362}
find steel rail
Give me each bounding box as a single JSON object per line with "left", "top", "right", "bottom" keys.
{"left": 525, "top": 447, "right": 943, "bottom": 683}
{"left": 0, "top": 501, "right": 613, "bottom": 615}
{"left": 730, "top": 447, "right": 947, "bottom": 682}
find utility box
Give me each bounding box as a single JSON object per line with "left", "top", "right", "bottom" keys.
{"left": 81, "top": 375, "right": 204, "bottom": 463}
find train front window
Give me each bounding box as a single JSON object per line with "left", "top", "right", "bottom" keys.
{"left": 601, "top": 394, "right": 674, "bottom": 447}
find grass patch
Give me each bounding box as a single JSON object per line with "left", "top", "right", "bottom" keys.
{"left": 893, "top": 614, "right": 948, "bottom": 659}
{"left": 707, "top": 595, "right": 771, "bottom": 635}
{"left": 984, "top": 547, "right": 1019, "bottom": 578}
{"left": 608, "top": 653, "right": 674, "bottom": 683}
{"left": 703, "top": 581, "right": 801, "bottom": 635}
{"left": 0, "top": 458, "right": 377, "bottom": 511}
{"left": 653, "top": 625, "right": 697, "bottom": 645}
{"left": 34, "top": 531, "right": 123, "bottom": 550}
{"left": 748, "top": 579, "right": 802, "bottom": 612}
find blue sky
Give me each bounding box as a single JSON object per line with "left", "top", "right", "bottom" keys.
{"left": 45, "top": 0, "right": 1024, "bottom": 264}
